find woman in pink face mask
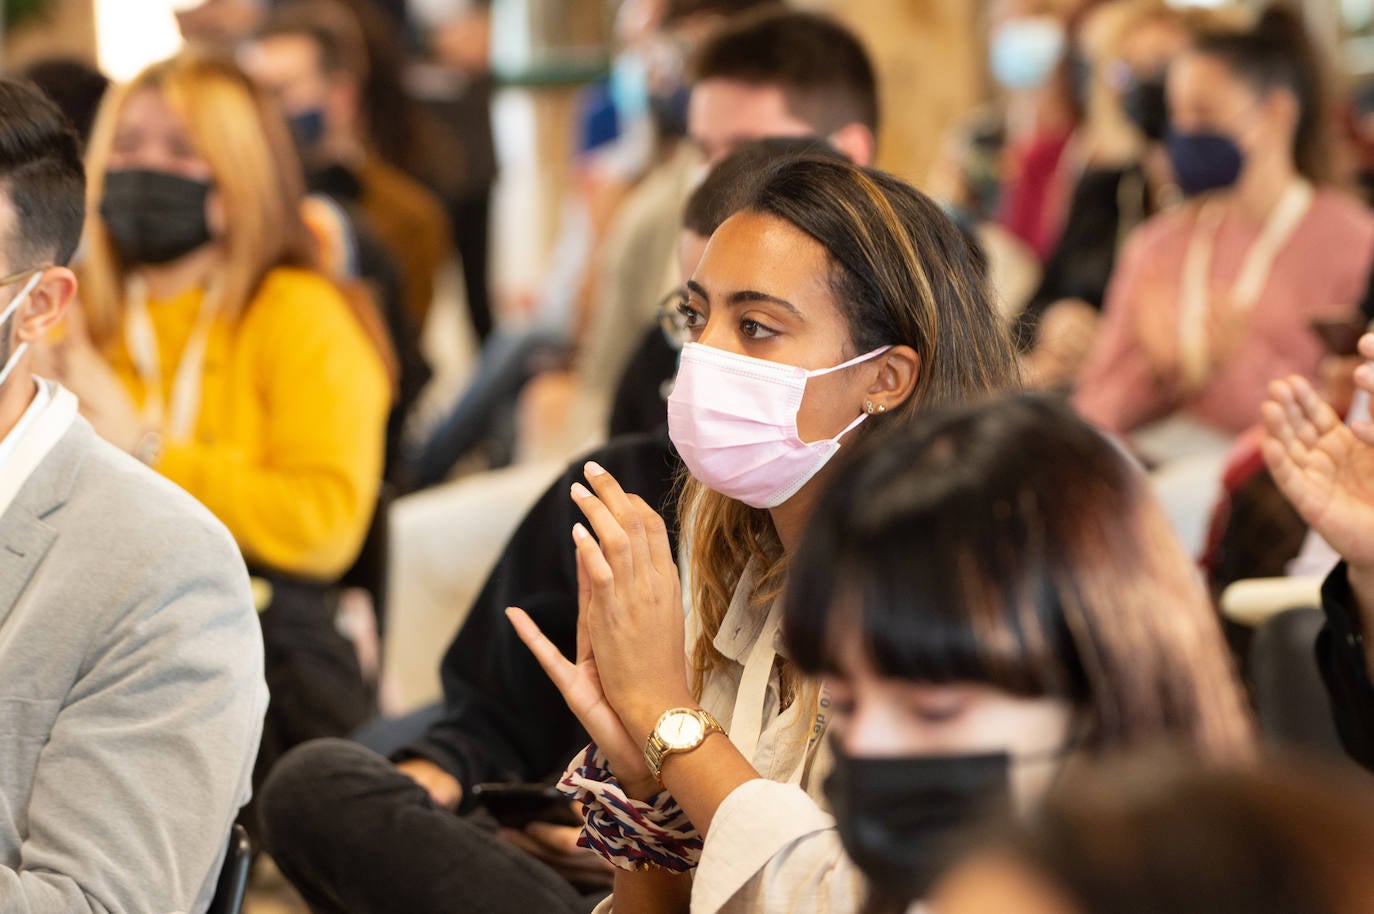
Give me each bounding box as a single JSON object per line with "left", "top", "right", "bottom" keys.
{"left": 508, "top": 156, "right": 1021, "bottom": 913}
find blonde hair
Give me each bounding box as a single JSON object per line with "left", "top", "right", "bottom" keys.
{"left": 682, "top": 159, "right": 1021, "bottom": 699}
{"left": 81, "top": 50, "right": 316, "bottom": 347}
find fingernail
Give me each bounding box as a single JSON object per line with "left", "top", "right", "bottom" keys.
{"left": 584, "top": 461, "right": 606, "bottom": 477}
{"left": 571, "top": 482, "right": 592, "bottom": 499}
{"left": 572, "top": 522, "right": 590, "bottom": 541}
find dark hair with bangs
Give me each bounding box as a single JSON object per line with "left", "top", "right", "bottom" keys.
{"left": 784, "top": 394, "right": 1254, "bottom": 761}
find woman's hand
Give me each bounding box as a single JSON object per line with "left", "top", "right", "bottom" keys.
{"left": 1261, "top": 349, "right": 1374, "bottom": 573}
{"left": 570, "top": 462, "right": 694, "bottom": 744}
{"left": 507, "top": 544, "right": 658, "bottom": 799}
{"left": 395, "top": 757, "right": 463, "bottom": 812}
{"left": 1025, "top": 298, "right": 1099, "bottom": 389}
{"left": 497, "top": 819, "right": 615, "bottom": 888}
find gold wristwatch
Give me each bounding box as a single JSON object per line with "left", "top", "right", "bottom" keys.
{"left": 643, "top": 707, "right": 725, "bottom": 784}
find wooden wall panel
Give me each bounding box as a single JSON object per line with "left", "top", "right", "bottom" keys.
{"left": 801, "top": 0, "right": 985, "bottom": 185}
{"left": 3, "top": 0, "right": 97, "bottom": 71}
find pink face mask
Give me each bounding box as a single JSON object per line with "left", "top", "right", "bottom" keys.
{"left": 667, "top": 341, "right": 892, "bottom": 509}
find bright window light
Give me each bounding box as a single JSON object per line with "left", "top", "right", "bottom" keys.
{"left": 94, "top": 0, "right": 189, "bottom": 82}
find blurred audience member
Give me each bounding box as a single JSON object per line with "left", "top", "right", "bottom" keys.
{"left": 987, "top": 0, "right": 1085, "bottom": 263}
{"left": 20, "top": 58, "right": 109, "bottom": 149}
{"left": 1262, "top": 344, "right": 1374, "bottom": 771}
{"left": 37, "top": 51, "right": 391, "bottom": 812}
{"left": 0, "top": 76, "right": 266, "bottom": 914}
{"left": 689, "top": 7, "right": 876, "bottom": 166}
{"left": 414, "top": 0, "right": 499, "bottom": 342}
{"left": 243, "top": 0, "right": 432, "bottom": 479}
{"left": 931, "top": 757, "right": 1374, "bottom": 914}
{"left": 780, "top": 393, "right": 1254, "bottom": 912}
{"left": 1017, "top": 0, "right": 1194, "bottom": 387}
{"left": 1072, "top": 8, "right": 1373, "bottom": 552}
{"left": 248, "top": 0, "right": 455, "bottom": 333}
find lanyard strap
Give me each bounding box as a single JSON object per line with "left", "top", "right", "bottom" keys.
{"left": 1178, "top": 181, "right": 1314, "bottom": 388}
{"left": 728, "top": 598, "right": 781, "bottom": 766}
{"left": 124, "top": 274, "right": 223, "bottom": 442}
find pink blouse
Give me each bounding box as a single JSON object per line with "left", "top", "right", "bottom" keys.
{"left": 1073, "top": 188, "right": 1374, "bottom": 436}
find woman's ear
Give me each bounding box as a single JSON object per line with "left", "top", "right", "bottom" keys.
{"left": 16, "top": 267, "right": 77, "bottom": 342}
{"left": 865, "top": 344, "right": 920, "bottom": 411}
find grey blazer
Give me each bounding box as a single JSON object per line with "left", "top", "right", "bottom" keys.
{"left": 0, "top": 417, "right": 267, "bottom": 914}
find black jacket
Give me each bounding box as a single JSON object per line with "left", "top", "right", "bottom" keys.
{"left": 395, "top": 429, "right": 682, "bottom": 808}
{"left": 1317, "top": 563, "right": 1374, "bottom": 771}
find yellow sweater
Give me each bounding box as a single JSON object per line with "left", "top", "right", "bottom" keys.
{"left": 104, "top": 267, "right": 389, "bottom": 580}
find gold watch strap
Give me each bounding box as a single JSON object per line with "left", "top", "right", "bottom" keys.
{"left": 644, "top": 708, "right": 725, "bottom": 784}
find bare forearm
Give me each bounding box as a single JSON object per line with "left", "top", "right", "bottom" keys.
{"left": 627, "top": 725, "right": 759, "bottom": 836}
{"left": 611, "top": 867, "right": 692, "bottom": 913}
{"left": 1346, "top": 563, "right": 1374, "bottom": 678}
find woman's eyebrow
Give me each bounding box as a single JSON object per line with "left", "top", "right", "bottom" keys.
{"left": 686, "top": 280, "right": 804, "bottom": 319}
{"left": 728, "top": 290, "right": 803, "bottom": 318}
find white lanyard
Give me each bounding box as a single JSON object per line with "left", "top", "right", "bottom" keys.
{"left": 123, "top": 274, "right": 222, "bottom": 442}
{"left": 728, "top": 600, "right": 782, "bottom": 766}
{"left": 1178, "top": 181, "right": 1314, "bottom": 389}
{"left": 727, "top": 598, "right": 824, "bottom": 787}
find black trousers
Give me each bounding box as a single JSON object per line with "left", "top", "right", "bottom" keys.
{"left": 258, "top": 739, "right": 606, "bottom": 914}
{"left": 244, "top": 577, "right": 372, "bottom": 845}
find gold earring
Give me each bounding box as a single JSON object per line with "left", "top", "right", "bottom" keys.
{"left": 864, "top": 400, "right": 875, "bottom": 415}
{"left": 877, "top": 403, "right": 887, "bottom": 414}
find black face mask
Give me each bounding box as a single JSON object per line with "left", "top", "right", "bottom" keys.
{"left": 1123, "top": 77, "right": 1169, "bottom": 142}
{"left": 99, "top": 169, "right": 213, "bottom": 265}
{"left": 824, "top": 748, "right": 1013, "bottom": 905}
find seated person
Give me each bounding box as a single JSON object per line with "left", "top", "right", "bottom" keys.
{"left": 780, "top": 393, "right": 1255, "bottom": 911}
{"left": 1017, "top": 0, "right": 1196, "bottom": 388}
{"left": 253, "top": 137, "right": 820, "bottom": 914}
{"left": 932, "top": 756, "right": 1374, "bottom": 914}
{"left": 245, "top": 0, "right": 454, "bottom": 333}
{"left": 1262, "top": 339, "right": 1374, "bottom": 771}
{"left": 0, "top": 78, "right": 266, "bottom": 914}
{"left": 1074, "top": 9, "right": 1374, "bottom": 449}
{"left": 41, "top": 51, "right": 392, "bottom": 806}
{"left": 242, "top": 0, "right": 433, "bottom": 479}
{"left": 507, "top": 157, "right": 1018, "bottom": 913}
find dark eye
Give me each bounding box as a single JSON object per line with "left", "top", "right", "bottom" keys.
{"left": 677, "top": 300, "right": 705, "bottom": 329}
{"left": 740, "top": 318, "right": 777, "bottom": 339}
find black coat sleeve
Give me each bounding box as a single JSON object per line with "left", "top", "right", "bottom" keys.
{"left": 1316, "top": 562, "right": 1374, "bottom": 771}
{"left": 395, "top": 429, "right": 681, "bottom": 806}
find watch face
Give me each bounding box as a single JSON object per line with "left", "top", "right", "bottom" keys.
{"left": 660, "top": 711, "right": 706, "bottom": 750}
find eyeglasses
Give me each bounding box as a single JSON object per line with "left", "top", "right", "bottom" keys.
{"left": 656, "top": 288, "right": 692, "bottom": 351}
{"left": 0, "top": 266, "right": 48, "bottom": 289}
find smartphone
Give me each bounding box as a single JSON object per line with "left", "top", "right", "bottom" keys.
{"left": 1310, "top": 316, "right": 1367, "bottom": 357}
{"left": 470, "top": 782, "right": 580, "bottom": 829}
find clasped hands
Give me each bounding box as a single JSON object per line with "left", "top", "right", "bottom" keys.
{"left": 508, "top": 461, "right": 694, "bottom": 802}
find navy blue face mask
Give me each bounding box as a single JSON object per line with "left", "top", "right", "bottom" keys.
{"left": 1166, "top": 128, "right": 1245, "bottom": 197}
